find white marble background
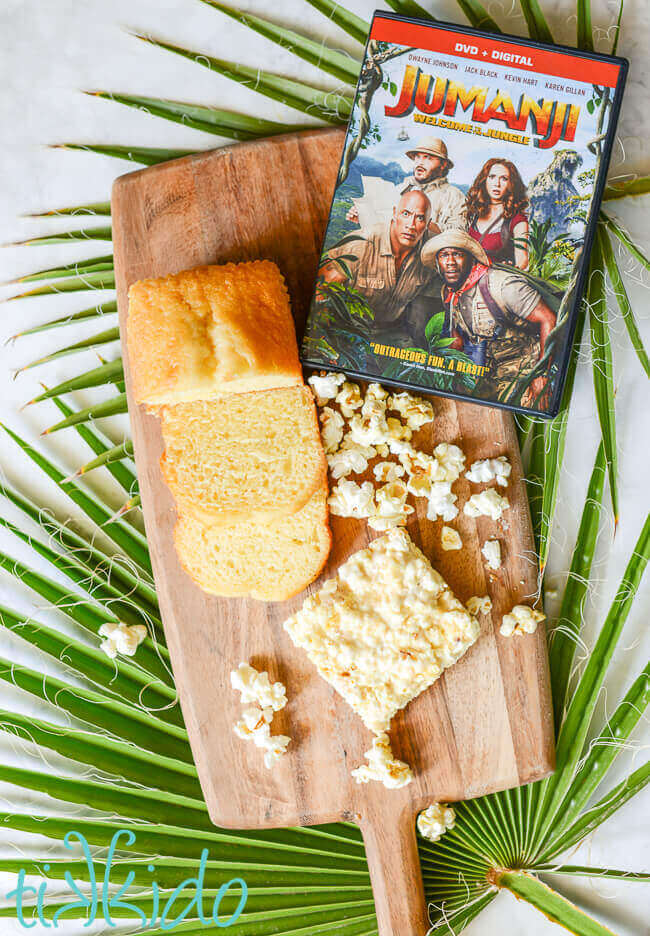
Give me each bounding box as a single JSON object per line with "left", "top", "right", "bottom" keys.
{"left": 0, "top": 0, "right": 648, "bottom": 933}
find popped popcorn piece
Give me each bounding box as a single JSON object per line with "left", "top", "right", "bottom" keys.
{"left": 328, "top": 480, "right": 375, "bottom": 519}
{"left": 308, "top": 371, "right": 345, "bottom": 405}
{"left": 375, "top": 443, "right": 390, "bottom": 457}
{"left": 463, "top": 488, "right": 510, "bottom": 520}
{"left": 336, "top": 381, "right": 363, "bottom": 418}
{"left": 373, "top": 461, "right": 406, "bottom": 483}
{"left": 351, "top": 733, "right": 413, "bottom": 789}
{"left": 481, "top": 539, "right": 502, "bottom": 570}
{"left": 417, "top": 803, "right": 455, "bottom": 842}
{"left": 99, "top": 622, "right": 147, "bottom": 659}
{"left": 347, "top": 413, "right": 388, "bottom": 447}
{"left": 389, "top": 392, "right": 434, "bottom": 430}
{"left": 340, "top": 435, "right": 377, "bottom": 460}
{"left": 426, "top": 481, "right": 459, "bottom": 522}
{"left": 441, "top": 526, "right": 462, "bottom": 551}
{"left": 319, "top": 406, "right": 344, "bottom": 454}
{"left": 328, "top": 448, "right": 369, "bottom": 480}
{"left": 386, "top": 417, "right": 412, "bottom": 444}
{"left": 466, "top": 595, "right": 492, "bottom": 616}
{"left": 233, "top": 705, "right": 274, "bottom": 738}
{"left": 466, "top": 456, "right": 511, "bottom": 487}
{"left": 500, "top": 605, "right": 546, "bottom": 637}
{"left": 433, "top": 443, "right": 465, "bottom": 482}
{"left": 230, "top": 663, "right": 287, "bottom": 711}
{"left": 361, "top": 384, "right": 389, "bottom": 422}
{"left": 368, "top": 480, "right": 414, "bottom": 532}
{"left": 233, "top": 707, "right": 290, "bottom": 769}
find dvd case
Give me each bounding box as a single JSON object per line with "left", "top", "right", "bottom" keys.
{"left": 300, "top": 12, "right": 627, "bottom": 417}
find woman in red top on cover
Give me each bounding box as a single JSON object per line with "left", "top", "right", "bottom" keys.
{"left": 466, "top": 159, "right": 529, "bottom": 269}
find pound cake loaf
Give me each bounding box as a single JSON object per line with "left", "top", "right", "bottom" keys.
{"left": 160, "top": 386, "right": 326, "bottom": 525}
{"left": 127, "top": 261, "right": 302, "bottom": 405}
{"left": 174, "top": 488, "right": 331, "bottom": 601}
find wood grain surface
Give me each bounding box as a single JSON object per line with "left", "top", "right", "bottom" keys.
{"left": 112, "top": 127, "right": 555, "bottom": 936}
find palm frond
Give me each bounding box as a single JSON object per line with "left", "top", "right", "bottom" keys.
{"left": 518, "top": 0, "right": 554, "bottom": 42}
{"left": 454, "top": 0, "right": 501, "bottom": 32}
{"left": 52, "top": 142, "right": 195, "bottom": 164}
{"left": 87, "top": 90, "right": 299, "bottom": 139}
{"left": 6, "top": 227, "right": 112, "bottom": 247}
{"left": 302, "top": 0, "right": 369, "bottom": 45}
{"left": 548, "top": 443, "right": 606, "bottom": 728}
{"left": 198, "top": 1, "right": 362, "bottom": 85}
{"left": 589, "top": 228, "right": 619, "bottom": 525}
{"left": 10, "top": 301, "right": 117, "bottom": 338}
{"left": 576, "top": 0, "right": 593, "bottom": 50}
{"left": 132, "top": 34, "right": 352, "bottom": 123}
{"left": 17, "top": 328, "right": 119, "bottom": 371}
{"left": 600, "top": 225, "right": 650, "bottom": 377}
{"left": 42, "top": 392, "right": 128, "bottom": 434}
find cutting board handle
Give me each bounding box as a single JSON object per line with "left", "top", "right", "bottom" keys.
{"left": 360, "top": 805, "right": 429, "bottom": 936}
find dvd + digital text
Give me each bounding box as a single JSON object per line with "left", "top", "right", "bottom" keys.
{"left": 301, "top": 12, "right": 627, "bottom": 417}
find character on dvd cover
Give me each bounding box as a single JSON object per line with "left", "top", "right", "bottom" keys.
{"left": 302, "top": 18, "right": 625, "bottom": 415}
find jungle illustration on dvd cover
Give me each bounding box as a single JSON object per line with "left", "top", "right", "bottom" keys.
{"left": 301, "top": 13, "right": 627, "bottom": 416}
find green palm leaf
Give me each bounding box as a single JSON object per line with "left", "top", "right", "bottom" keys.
{"left": 133, "top": 34, "right": 352, "bottom": 123}
{"left": 589, "top": 227, "right": 619, "bottom": 524}
{"left": 1, "top": 424, "right": 150, "bottom": 572}
{"left": 46, "top": 394, "right": 139, "bottom": 496}
{"left": 6, "top": 226, "right": 112, "bottom": 246}
{"left": 24, "top": 200, "right": 112, "bottom": 217}
{"left": 303, "top": 0, "right": 369, "bottom": 45}
{"left": 10, "top": 300, "right": 117, "bottom": 338}
{"left": 600, "top": 225, "right": 650, "bottom": 376}
{"left": 198, "top": 1, "right": 362, "bottom": 85}
{"left": 52, "top": 142, "right": 195, "bottom": 164}
{"left": 454, "top": 0, "right": 501, "bottom": 32}
{"left": 28, "top": 359, "right": 124, "bottom": 403}
{"left": 88, "top": 90, "right": 299, "bottom": 139}
{"left": 16, "top": 327, "right": 119, "bottom": 371}
{"left": 548, "top": 443, "right": 606, "bottom": 727}
{"left": 603, "top": 176, "right": 650, "bottom": 201}
{"left": 43, "top": 392, "right": 128, "bottom": 434}
{"left": 496, "top": 871, "right": 617, "bottom": 936}
{"left": 532, "top": 515, "right": 650, "bottom": 856}
{"left": 576, "top": 0, "right": 593, "bottom": 50}
{"left": 518, "top": 0, "right": 554, "bottom": 42}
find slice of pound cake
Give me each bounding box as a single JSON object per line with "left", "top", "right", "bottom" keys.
{"left": 174, "top": 489, "right": 331, "bottom": 601}
{"left": 160, "top": 386, "right": 326, "bottom": 525}
{"left": 126, "top": 261, "right": 303, "bottom": 405}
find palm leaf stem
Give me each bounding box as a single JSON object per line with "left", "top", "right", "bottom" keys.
{"left": 496, "top": 870, "right": 617, "bottom": 936}
{"left": 538, "top": 865, "right": 650, "bottom": 882}
{"left": 24, "top": 201, "right": 112, "bottom": 217}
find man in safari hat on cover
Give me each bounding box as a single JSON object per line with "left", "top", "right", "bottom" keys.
{"left": 347, "top": 136, "right": 466, "bottom": 234}
{"left": 422, "top": 230, "right": 557, "bottom": 408}
{"left": 400, "top": 136, "right": 467, "bottom": 233}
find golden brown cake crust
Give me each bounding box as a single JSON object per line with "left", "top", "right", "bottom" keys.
{"left": 126, "top": 261, "right": 302, "bottom": 405}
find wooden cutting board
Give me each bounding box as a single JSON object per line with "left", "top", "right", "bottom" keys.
{"left": 112, "top": 127, "right": 554, "bottom": 936}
